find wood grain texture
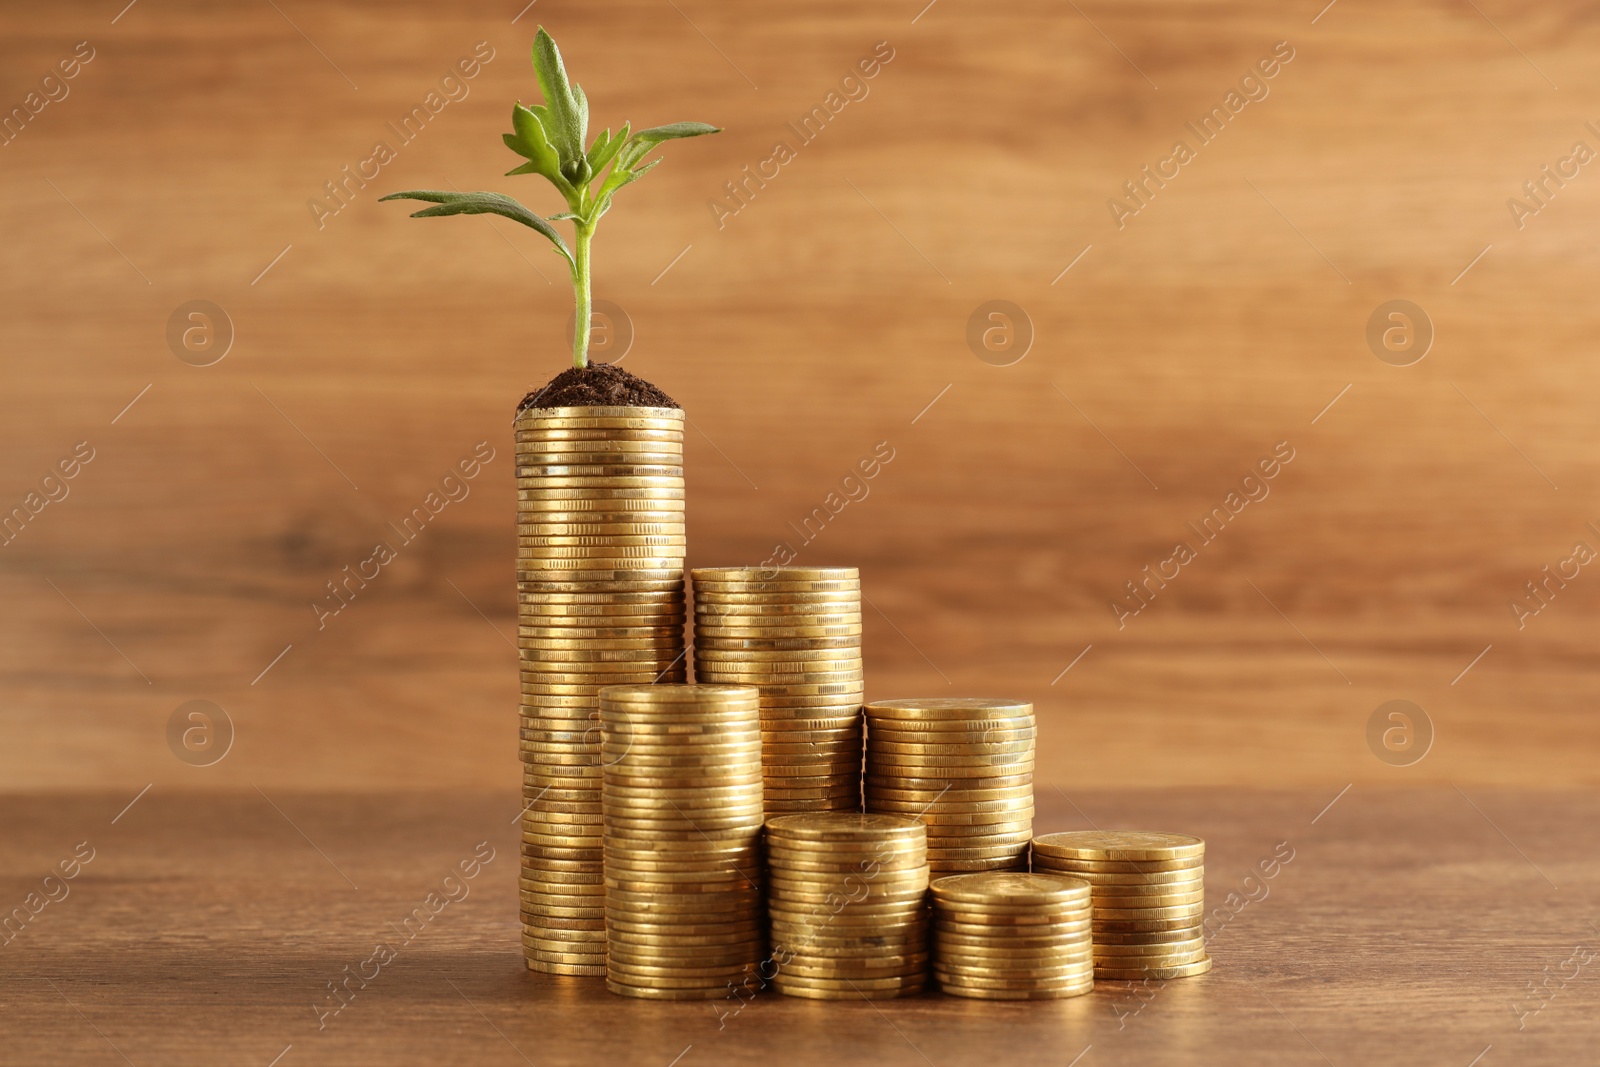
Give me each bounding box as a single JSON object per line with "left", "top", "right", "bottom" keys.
{"left": 0, "top": 788, "right": 1593, "bottom": 1065}
{"left": 3, "top": 1, "right": 1600, "bottom": 790}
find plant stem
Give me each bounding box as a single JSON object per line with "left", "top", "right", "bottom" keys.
{"left": 571, "top": 220, "right": 594, "bottom": 369}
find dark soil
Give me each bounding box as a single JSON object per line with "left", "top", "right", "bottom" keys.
{"left": 517, "top": 363, "right": 680, "bottom": 413}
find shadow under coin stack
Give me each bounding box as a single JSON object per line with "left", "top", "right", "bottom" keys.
{"left": 515, "top": 405, "right": 689, "bottom": 977}
{"left": 599, "top": 684, "right": 765, "bottom": 999}
{"left": 930, "top": 872, "right": 1094, "bottom": 1000}
{"left": 691, "top": 567, "right": 863, "bottom": 814}
{"left": 864, "top": 698, "right": 1036, "bottom": 871}
{"left": 765, "top": 813, "right": 930, "bottom": 999}
{"left": 1030, "top": 830, "right": 1211, "bottom": 980}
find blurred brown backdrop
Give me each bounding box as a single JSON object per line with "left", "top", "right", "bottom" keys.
{"left": 3, "top": 0, "right": 1597, "bottom": 792}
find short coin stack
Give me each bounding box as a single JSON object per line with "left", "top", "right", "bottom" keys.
{"left": 865, "top": 698, "right": 1035, "bottom": 871}
{"left": 599, "top": 684, "right": 765, "bottom": 999}
{"left": 691, "top": 567, "right": 863, "bottom": 814}
{"left": 930, "top": 872, "right": 1093, "bottom": 999}
{"left": 766, "top": 813, "right": 930, "bottom": 1000}
{"left": 516, "top": 405, "right": 689, "bottom": 977}
{"left": 1030, "top": 831, "right": 1211, "bottom": 980}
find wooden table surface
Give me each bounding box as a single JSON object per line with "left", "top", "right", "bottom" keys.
{"left": 2, "top": 787, "right": 1593, "bottom": 1066}
{"left": 4, "top": 4, "right": 1597, "bottom": 1058}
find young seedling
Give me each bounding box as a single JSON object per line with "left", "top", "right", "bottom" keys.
{"left": 381, "top": 28, "right": 719, "bottom": 370}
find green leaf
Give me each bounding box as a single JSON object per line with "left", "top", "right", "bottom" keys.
{"left": 628, "top": 121, "right": 722, "bottom": 148}
{"left": 378, "top": 190, "right": 574, "bottom": 266}
{"left": 617, "top": 121, "right": 721, "bottom": 172}
{"left": 531, "top": 28, "right": 587, "bottom": 165}
{"left": 586, "top": 121, "right": 630, "bottom": 175}
{"left": 503, "top": 104, "right": 564, "bottom": 184}
{"left": 591, "top": 158, "right": 662, "bottom": 220}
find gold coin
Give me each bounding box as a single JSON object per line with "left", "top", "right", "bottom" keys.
{"left": 605, "top": 932, "right": 763, "bottom": 951}
{"left": 697, "top": 666, "right": 865, "bottom": 682}
{"left": 517, "top": 574, "right": 685, "bottom": 589}
{"left": 771, "top": 981, "right": 925, "bottom": 1001}
{"left": 888, "top": 816, "right": 1035, "bottom": 834}
{"left": 692, "top": 593, "right": 860, "bottom": 608}
{"left": 771, "top": 934, "right": 927, "bottom": 956}
{"left": 525, "top": 949, "right": 607, "bottom": 966}
{"left": 751, "top": 703, "right": 863, "bottom": 718}
{"left": 520, "top": 628, "right": 684, "bottom": 643}
{"left": 910, "top": 807, "right": 1034, "bottom": 827}
{"left": 865, "top": 697, "right": 1033, "bottom": 720}
{"left": 605, "top": 958, "right": 763, "bottom": 979}
{"left": 695, "top": 646, "right": 863, "bottom": 661}
{"left": 770, "top": 973, "right": 926, "bottom": 992}
{"left": 765, "top": 847, "right": 925, "bottom": 868}
{"left": 515, "top": 438, "right": 682, "bottom": 452}
{"left": 605, "top": 937, "right": 762, "bottom": 957}
{"left": 866, "top": 733, "right": 1033, "bottom": 752}
{"left": 519, "top": 642, "right": 685, "bottom": 656}
{"left": 777, "top": 961, "right": 928, "bottom": 982}
{"left": 866, "top": 750, "right": 1034, "bottom": 769}
{"left": 1093, "top": 956, "right": 1213, "bottom": 980}
{"left": 1090, "top": 926, "right": 1203, "bottom": 945}
{"left": 866, "top": 787, "right": 1034, "bottom": 805}
{"left": 935, "top": 982, "right": 1092, "bottom": 1001}
{"left": 519, "top": 590, "right": 685, "bottom": 605}
{"left": 693, "top": 566, "right": 856, "bottom": 581}
{"left": 517, "top": 403, "right": 682, "bottom": 417}
{"left": 598, "top": 683, "right": 758, "bottom": 705}
{"left": 604, "top": 857, "right": 761, "bottom": 870}
{"left": 604, "top": 972, "right": 764, "bottom": 993}
{"left": 765, "top": 811, "right": 919, "bottom": 840}
{"left": 605, "top": 922, "right": 764, "bottom": 942}
{"left": 766, "top": 873, "right": 926, "bottom": 894}
{"left": 519, "top": 923, "right": 606, "bottom": 941}
{"left": 514, "top": 423, "right": 681, "bottom": 437}
{"left": 696, "top": 635, "right": 863, "bottom": 649}
{"left": 1092, "top": 904, "right": 1207, "bottom": 922}
{"left": 1087, "top": 882, "right": 1206, "bottom": 902}
{"left": 935, "top": 934, "right": 1088, "bottom": 953}
{"left": 866, "top": 717, "right": 1036, "bottom": 733}
{"left": 1093, "top": 937, "right": 1208, "bottom": 957}
{"left": 603, "top": 982, "right": 741, "bottom": 1001}
{"left": 934, "top": 960, "right": 1093, "bottom": 982}
{"left": 931, "top": 872, "right": 1090, "bottom": 905}
{"left": 694, "top": 613, "right": 862, "bottom": 627}
{"left": 1031, "top": 831, "right": 1204, "bottom": 862}
{"left": 935, "top": 974, "right": 1093, "bottom": 995}
{"left": 760, "top": 728, "right": 862, "bottom": 746}
{"left": 1042, "top": 867, "right": 1205, "bottom": 887}
{"left": 526, "top": 961, "right": 608, "bottom": 977}
{"left": 515, "top": 453, "right": 683, "bottom": 467}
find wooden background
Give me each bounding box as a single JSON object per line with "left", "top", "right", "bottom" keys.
{"left": 4, "top": 0, "right": 1600, "bottom": 792}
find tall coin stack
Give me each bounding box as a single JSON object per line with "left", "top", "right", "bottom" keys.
{"left": 1030, "top": 831, "right": 1211, "bottom": 980}
{"left": 599, "top": 684, "right": 765, "bottom": 999}
{"left": 691, "top": 567, "right": 863, "bottom": 814}
{"left": 930, "top": 872, "right": 1094, "bottom": 1000}
{"left": 864, "top": 698, "right": 1036, "bottom": 872}
{"left": 766, "top": 813, "right": 930, "bottom": 1000}
{"left": 516, "top": 405, "right": 689, "bottom": 977}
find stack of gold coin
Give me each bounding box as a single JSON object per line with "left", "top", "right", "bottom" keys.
{"left": 691, "top": 567, "right": 863, "bottom": 814}
{"left": 1030, "top": 831, "right": 1211, "bottom": 980}
{"left": 930, "top": 872, "right": 1093, "bottom": 999}
{"left": 864, "top": 698, "right": 1035, "bottom": 872}
{"left": 599, "top": 683, "right": 765, "bottom": 999}
{"left": 765, "top": 812, "right": 930, "bottom": 1000}
{"left": 516, "top": 405, "right": 689, "bottom": 977}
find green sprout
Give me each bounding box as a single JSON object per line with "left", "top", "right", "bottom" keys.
{"left": 381, "top": 28, "right": 720, "bottom": 370}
